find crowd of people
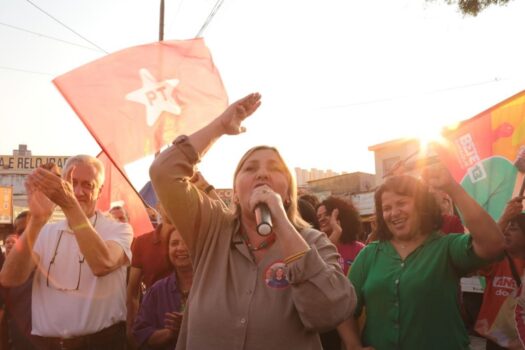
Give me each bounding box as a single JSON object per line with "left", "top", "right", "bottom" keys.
{"left": 0, "top": 92, "right": 523, "bottom": 350}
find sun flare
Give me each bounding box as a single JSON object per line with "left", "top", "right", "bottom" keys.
{"left": 414, "top": 119, "right": 452, "bottom": 155}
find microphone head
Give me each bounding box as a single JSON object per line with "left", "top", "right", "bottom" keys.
{"left": 257, "top": 222, "right": 272, "bottom": 236}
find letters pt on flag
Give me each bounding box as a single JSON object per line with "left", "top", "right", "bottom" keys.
{"left": 53, "top": 38, "right": 228, "bottom": 166}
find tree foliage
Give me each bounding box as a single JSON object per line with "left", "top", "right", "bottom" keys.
{"left": 440, "top": 0, "right": 512, "bottom": 16}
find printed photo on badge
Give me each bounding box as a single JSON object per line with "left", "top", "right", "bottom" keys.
{"left": 264, "top": 262, "right": 290, "bottom": 289}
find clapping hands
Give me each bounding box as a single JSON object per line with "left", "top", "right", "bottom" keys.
{"left": 165, "top": 311, "right": 183, "bottom": 335}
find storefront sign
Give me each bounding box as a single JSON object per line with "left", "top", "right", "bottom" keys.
{"left": 0, "top": 156, "right": 69, "bottom": 170}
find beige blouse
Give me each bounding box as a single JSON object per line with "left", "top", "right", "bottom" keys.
{"left": 150, "top": 137, "right": 356, "bottom": 350}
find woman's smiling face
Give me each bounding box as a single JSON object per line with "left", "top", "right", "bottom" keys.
{"left": 381, "top": 191, "right": 421, "bottom": 241}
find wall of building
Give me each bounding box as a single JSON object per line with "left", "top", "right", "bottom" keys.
{"left": 0, "top": 145, "right": 69, "bottom": 238}
{"left": 295, "top": 167, "right": 342, "bottom": 186}
{"left": 308, "top": 172, "right": 375, "bottom": 195}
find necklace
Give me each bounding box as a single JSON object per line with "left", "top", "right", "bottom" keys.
{"left": 180, "top": 289, "right": 190, "bottom": 312}
{"left": 241, "top": 231, "right": 276, "bottom": 251}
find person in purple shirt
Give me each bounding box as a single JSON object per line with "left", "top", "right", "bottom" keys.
{"left": 132, "top": 227, "right": 193, "bottom": 349}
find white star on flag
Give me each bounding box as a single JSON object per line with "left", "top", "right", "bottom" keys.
{"left": 125, "top": 68, "right": 182, "bottom": 126}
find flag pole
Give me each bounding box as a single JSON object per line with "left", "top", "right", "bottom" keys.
{"left": 159, "top": 0, "right": 165, "bottom": 41}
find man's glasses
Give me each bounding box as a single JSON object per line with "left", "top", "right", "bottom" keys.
{"left": 46, "top": 213, "right": 97, "bottom": 291}
{"left": 46, "top": 229, "right": 85, "bottom": 291}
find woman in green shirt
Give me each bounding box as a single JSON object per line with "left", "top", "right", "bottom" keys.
{"left": 344, "top": 165, "right": 505, "bottom": 350}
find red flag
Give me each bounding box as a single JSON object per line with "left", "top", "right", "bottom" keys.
{"left": 53, "top": 38, "right": 228, "bottom": 166}
{"left": 97, "top": 151, "right": 153, "bottom": 237}
{"left": 438, "top": 90, "right": 525, "bottom": 220}
{"left": 53, "top": 39, "right": 226, "bottom": 235}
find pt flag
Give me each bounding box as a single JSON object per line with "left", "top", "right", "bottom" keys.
{"left": 53, "top": 38, "right": 228, "bottom": 166}
{"left": 438, "top": 90, "right": 525, "bottom": 221}
{"left": 96, "top": 152, "right": 153, "bottom": 237}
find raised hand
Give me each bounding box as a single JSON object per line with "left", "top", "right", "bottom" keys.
{"left": 219, "top": 93, "right": 261, "bottom": 135}
{"left": 329, "top": 208, "right": 342, "bottom": 235}
{"left": 25, "top": 182, "right": 55, "bottom": 223}
{"left": 249, "top": 185, "right": 287, "bottom": 222}
{"left": 27, "top": 165, "right": 77, "bottom": 210}
{"left": 421, "top": 163, "right": 457, "bottom": 194}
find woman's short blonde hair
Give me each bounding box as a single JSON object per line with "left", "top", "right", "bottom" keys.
{"left": 233, "top": 146, "right": 310, "bottom": 231}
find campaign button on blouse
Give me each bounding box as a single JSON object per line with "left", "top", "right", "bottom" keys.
{"left": 264, "top": 261, "right": 290, "bottom": 289}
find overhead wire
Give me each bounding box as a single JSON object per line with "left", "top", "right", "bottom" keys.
{"left": 318, "top": 77, "right": 506, "bottom": 110}
{"left": 165, "top": 0, "right": 186, "bottom": 35}
{"left": 0, "top": 22, "right": 105, "bottom": 53}
{"left": 195, "top": 0, "right": 225, "bottom": 38}
{"left": 24, "top": 0, "right": 108, "bottom": 53}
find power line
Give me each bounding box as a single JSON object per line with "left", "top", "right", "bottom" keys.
{"left": 319, "top": 77, "right": 506, "bottom": 110}
{"left": 195, "top": 0, "right": 225, "bottom": 38}
{"left": 430, "top": 77, "right": 503, "bottom": 94}
{"left": 0, "top": 65, "right": 54, "bottom": 76}
{"left": 0, "top": 22, "right": 105, "bottom": 53}
{"left": 25, "top": 0, "right": 108, "bottom": 53}
{"left": 166, "top": 0, "right": 186, "bottom": 34}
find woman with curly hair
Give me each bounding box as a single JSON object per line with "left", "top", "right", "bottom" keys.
{"left": 316, "top": 196, "right": 365, "bottom": 276}
{"left": 317, "top": 196, "right": 365, "bottom": 349}
{"left": 344, "top": 166, "right": 504, "bottom": 350}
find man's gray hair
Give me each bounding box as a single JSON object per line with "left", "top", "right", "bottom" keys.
{"left": 63, "top": 155, "right": 105, "bottom": 188}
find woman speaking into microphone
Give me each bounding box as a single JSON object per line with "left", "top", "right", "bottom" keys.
{"left": 150, "top": 93, "right": 355, "bottom": 350}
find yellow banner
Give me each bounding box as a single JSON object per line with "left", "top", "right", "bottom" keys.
{"left": 0, "top": 156, "right": 69, "bottom": 171}
{"left": 0, "top": 186, "right": 13, "bottom": 224}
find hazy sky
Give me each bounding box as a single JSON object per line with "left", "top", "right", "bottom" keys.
{"left": 1, "top": 0, "right": 524, "bottom": 188}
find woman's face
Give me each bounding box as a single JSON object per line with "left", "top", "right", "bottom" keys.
{"left": 234, "top": 149, "right": 290, "bottom": 213}
{"left": 168, "top": 229, "right": 191, "bottom": 270}
{"left": 316, "top": 205, "right": 332, "bottom": 235}
{"left": 504, "top": 221, "right": 525, "bottom": 254}
{"left": 381, "top": 191, "right": 421, "bottom": 241}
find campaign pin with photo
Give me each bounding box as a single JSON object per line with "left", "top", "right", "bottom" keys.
{"left": 264, "top": 261, "right": 290, "bottom": 289}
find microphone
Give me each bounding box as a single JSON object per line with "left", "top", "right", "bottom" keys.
{"left": 255, "top": 203, "right": 273, "bottom": 236}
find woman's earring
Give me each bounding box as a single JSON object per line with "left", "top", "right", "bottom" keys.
{"left": 284, "top": 198, "right": 291, "bottom": 207}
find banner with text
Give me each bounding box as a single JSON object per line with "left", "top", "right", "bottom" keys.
{"left": 439, "top": 90, "right": 525, "bottom": 221}
{"left": 0, "top": 156, "right": 69, "bottom": 171}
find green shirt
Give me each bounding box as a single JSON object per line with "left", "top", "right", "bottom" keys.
{"left": 349, "top": 232, "right": 489, "bottom": 350}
